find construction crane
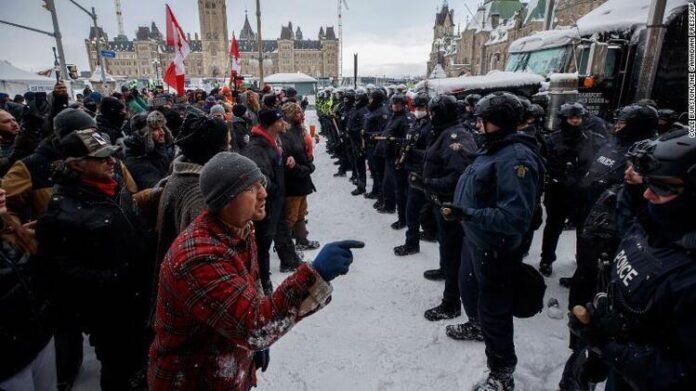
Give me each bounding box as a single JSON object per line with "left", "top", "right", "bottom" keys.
{"left": 114, "top": 0, "right": 125, "bottom": 36}
{"left": 338, "top": 0, "right": 349, "bottom": 83}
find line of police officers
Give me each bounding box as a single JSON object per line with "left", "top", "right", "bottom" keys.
{"left": 317, "top": 86, "right": 695, "bottom": 390}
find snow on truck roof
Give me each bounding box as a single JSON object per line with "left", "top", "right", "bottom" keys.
{"left": 576, "top": 0, "right": 690, "bottom": 36}
{"left": 416, "top": 71, "right": 545, "bottom": 95}
{"left": 508, "top": 28, "right": 580, "bottom": 53}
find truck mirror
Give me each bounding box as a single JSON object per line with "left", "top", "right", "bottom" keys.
{"left": 587, "top": 42, "right": 608, "bottom": 81}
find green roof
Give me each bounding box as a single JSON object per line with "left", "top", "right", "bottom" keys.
{"left": 524, "top": 0, "right": 547, "bottom": 24}
{"left": 488, "top": 0, "right": 524, "bottom": 20}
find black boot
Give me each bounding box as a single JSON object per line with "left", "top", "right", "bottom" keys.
{"left": 445, "top": 321, "right": 484, "bottom": 341}
{"left": 559, "top": 277, "right": 572, "bottom": 288}
{"left": 539, "top": 259, "right": 553, "bottom": 277}
{"left": 276, "top": 245, "right": 303, "bottom": 273}
{"left": 333, "top": 169, "right": 347, "bottom": 177}
{"left": 390, "top": 220, "right": 406, "bottom": 230}
{"left": 473, "top": 367, "right": 515, "bottom": 391}
{"left": 373, "top": 199, "right": 384, "bottom": 210}
{"left": 424, "top": 303, "right": 461, "bottom": 321}
{"left": 419, "top": 231, "right": 437, "bottom": 242}
{"left": 393, "top": 244, "right": 419, "bottom": 256}
{"left": 423, "top": 268, "right": 445, "bottom": 281}
{"left": 364, "top": 191, "right": 380, "bottom": 199}
{"left": 351, "top": 186, "right": 366, "bottom": 196}
{"left": 377, "top": 206, "right": 395, "bottom": 214}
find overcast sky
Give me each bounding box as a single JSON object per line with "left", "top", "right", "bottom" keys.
{"left": 0, "top": 0, "right": 485, "bottom": 77}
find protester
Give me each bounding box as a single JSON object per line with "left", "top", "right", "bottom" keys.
{"left": 122, "top": 111, "right": 174, "bottom": 189}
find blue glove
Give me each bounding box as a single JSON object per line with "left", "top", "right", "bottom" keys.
{"left": 311, "top": 240, "right": 365, "bottom": 281}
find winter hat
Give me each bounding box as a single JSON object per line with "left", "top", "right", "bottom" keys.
{"left": 282, "top": 102, "right": 302, "bottom": 123}
{"left": 210, "top": 104, "right": 226, "bottom": 117}
{"left": 53, "top": 108, "right": 97, "bottom": 139}
{"left": 99, "top": 97, "right": 125, "bottom": 119}
{"left": 232, "top": 104, "right": 247, "bottom": 117}
{"left": 259, "top": 109, "right": 284, "bottom": 128}
{"left": 175, "top": 112, "right": 229, "bottom": 165}
{"left": 147, "top": 110, "right": 167, "bottom": 128}
{"left": 199, "top": 152, "right": 265, "bottom": 212}
{"left": 129, "top": 112, "right": 149, "bottom": 133}
{"left": 87, "top": 91, "right": 102, "bottom": 104}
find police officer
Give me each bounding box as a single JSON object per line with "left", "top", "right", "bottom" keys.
{"left": 569, "top": 128, "right": 696, "bottom": 390}
{"left": 409, "top": 94, "right": 476, "bottom": 321}
{"left": 539, "top": 102, "right": 603, "bottom": 276}
{"left": 381, "top": 94, "right": 413, "bottom": 226}
{"left": 570, "top": 104, "right": 657, "bottom": 305}
{"left": 331, "top": 88, "right": 350, "bottom": 177}
{"left": 446, "top": 92, "right": 544, "bottom": 391}
{"left": 657, "top": 108, "right": 683, "bottom": 135}
{"left": 347, "top": 88, "right": 370, "bottom": 195}
{"left": 363, "top": 89, "right": 389, "bottom": 206}
{"left": 394, "top": 93, "right": 433, "bottom": 256}
{"left": 340, "top": 89, "right": 357, "bottom": 184}
{"left": 461, "top": 93, "right": 481, "bottom": 133}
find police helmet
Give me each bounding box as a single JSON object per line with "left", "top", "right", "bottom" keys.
{"left": 558, "top": 102, "right": 588, "bottom": 118}
{"left": 474, "top": 92, "right": 525, "bottom": 130}
{"left": 390, "top": 94, "right": 407, "bottom": 106}
{"left": 616, "top": 104, "right": 658, "bottom": 135}
{"left": 628, "top": 128, "right": 696, "bottom": 190}
{"left": 428, "top": 94, "right": 458, "bottom": 125}
{"left": 463, "top": 93, "right": 482, "bottom": 108}
{"left": 412, "top": 92, "right": 430, "bottom": 108}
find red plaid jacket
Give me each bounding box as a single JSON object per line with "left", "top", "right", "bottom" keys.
{"left": 148, "top": 210, "right": 331, "bottom": 390}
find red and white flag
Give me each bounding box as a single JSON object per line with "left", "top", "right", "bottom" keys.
{"left": 229, "top": 33, "right": 241, "bottom": 83}
{"left": 163, "top": 4, "right": 190, "bottom": 96}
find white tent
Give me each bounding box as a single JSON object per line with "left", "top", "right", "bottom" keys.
{"left": 0, "top": 60, "right": 56, "bottom": 96}
{"left": 264, "top": 72, "right": 318, "bottom": 83}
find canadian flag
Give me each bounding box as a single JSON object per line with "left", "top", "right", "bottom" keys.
{"left": 163, "top": 4, "right": 190, "bottom": 96}
{"left": 229, "top": 33, "right": 241, "bottom": 84}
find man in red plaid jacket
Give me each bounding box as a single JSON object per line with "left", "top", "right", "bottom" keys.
{"left": 149, "top": 152, "right": 363, "bottom": 390}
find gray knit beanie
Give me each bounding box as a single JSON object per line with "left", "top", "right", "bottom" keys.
{"left": 199, "top": 152, "right": 265, "bottom": 212}
{"left": 210, "top": 104, "right": 226, "bottom": 116}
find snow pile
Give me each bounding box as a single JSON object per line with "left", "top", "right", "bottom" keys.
{"left": 576, "top": 0, "right": 690, "bottom": 36}
{"left": 508, "top": 28, "right": 580, "bottom": 53}
{"left": 419, "top": 71, "right": 544, "bottom": 95}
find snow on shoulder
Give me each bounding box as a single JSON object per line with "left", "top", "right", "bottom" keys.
{"left": 576, "top": 0, "right": 690, "bottom": 36}
{"left": 508, "top": 28, "right": 580, "bottom": 53}
{"left": 416, "top": 71, "right": 545, "bottom": 95}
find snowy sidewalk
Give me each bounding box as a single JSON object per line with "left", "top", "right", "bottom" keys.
{"left": 74, "top": 111, "right": 581, "bottom": 390}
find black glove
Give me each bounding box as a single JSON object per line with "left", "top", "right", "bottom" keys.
{"left": 440, "top": 202, "right": 468, "bottom": 222}
{"left": 568, "top": 295, "right": 620, "bottom": 353}
{"left": 254, "top": 349, "right": 269, "bottom": 372}
{"left": 572, "top": 348, "right": 609, "bottom": 384}
{"left": 408, "top": 172, "right": 425, "bottom": 192}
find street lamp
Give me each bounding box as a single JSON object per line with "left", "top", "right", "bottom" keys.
{"left": 152, "top": 59, "right": 160, "bottom": 83}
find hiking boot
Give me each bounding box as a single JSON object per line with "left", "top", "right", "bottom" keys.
{"left": 424, "top": 303, "right": 461, "bottom": 321}
{"left": 390, "top": 220, "right": 406, "bottom": 230}
{"left": 420, "top": 231, "right": 437, "bottom": 242}
{"left": 373, "top": 199, "right": 384, "bottom": 210}
{"left": 539, "top": 260, "right": 553, "bottom": 277}
{"left": 472, "top": 368, "right": 515, "bottom": 391}
{"left": 393, "top": 244, "right": 419, "bottom": 256}
{"left": 333, "top": 170, "right": 347, "bottom": 177}
{"left": 445, "top": 321, "right": 484, "bottom": 341}
{"left": 559, "top": 277, "right": 572, "bottom": 288}
{"left": 423, "top": 268, "right": 445, "bottom": 281}
{"left": 351, "top": 187, "right": 366, "bottom": 196}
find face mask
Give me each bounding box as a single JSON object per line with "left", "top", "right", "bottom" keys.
{"left": 414, "top": 110, "right": 427, "bottom": 119}
{"left": 647, "top": 193, "right": 696, "bottom": 240}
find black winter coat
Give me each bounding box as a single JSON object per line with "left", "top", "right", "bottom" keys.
{"left": 422, "top": 122, "right": 477, "bottom": 202}
{"left": 0, "top": 234, "right": 52, "bottom": 382}
{"left": 35, "top": 175, "right": 152, "bottom": 329}
{"left": 243, "top": 131, "right": 285, "bottom": 238}
{"left": 381, "top": 110, "right": 414, "bottom": 160}
{"left": 280, "top": 124, "right": 315, "bottom": 197}
{"left": 96, "top": 115, "right": 124, "bottom": 145}
{"left": 403, "top": 116, "right": 432, "bottom": 174}
{"left": 231, "top": 117, "right": 251, "bottom": 152}
{"left": 123, "top": 133, "right": 172, "bottom": 189}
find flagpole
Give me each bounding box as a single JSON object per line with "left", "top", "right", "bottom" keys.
{"left": 255, "top": 0, "right": 264, "bottom": 87}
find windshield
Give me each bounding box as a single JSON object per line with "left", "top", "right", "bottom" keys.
{"left": 505, "top": 53, "right": 527, "bottom": 72}
{"left": 523, "top": 47, "right": 568, "bottom": 77}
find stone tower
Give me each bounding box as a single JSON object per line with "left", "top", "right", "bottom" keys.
{"left": 198, "top": 0, "right": 229, "bottom": 77}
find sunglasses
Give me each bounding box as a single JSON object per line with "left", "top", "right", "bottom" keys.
{"left": 644, "top": 177, "right": 684, "bottom": 197}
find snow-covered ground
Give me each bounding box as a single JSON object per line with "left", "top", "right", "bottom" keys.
{"left": 74, "top": 110, "right": 581, "bottom": 390}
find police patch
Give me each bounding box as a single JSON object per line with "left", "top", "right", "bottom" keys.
{"left": 450, "top": 143, "right": 462, "bottom": 151}
{"left": 450, "top": 133, "right": 458, "bottom": 140}
{"left": 514, "top": 164, "right": 529, "bottom": 178}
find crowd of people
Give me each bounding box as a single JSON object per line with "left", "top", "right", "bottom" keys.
{"left": 317, "top": 85, "right": 695, "bottom": 390}
{"left": 0, "top": 76, "right": 694, "bottom": 391}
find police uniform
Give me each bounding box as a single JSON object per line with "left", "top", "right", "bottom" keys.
{"left": 381, "top": 109, "right": 413, "bottom": 219}
{"left": 363, "top": 102, "right": 389, "bottom": 198}
{"left": 454, "top": 130, "right": 544, "bottom": 374}
{"left": 423, "top": 123, "right": 477, "bottom": 311}
{"left": 347, "top": 100, "right": 370, "bottom": 191}
{"left": 401, "top": 116, "right": 433, "bottom": 250}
